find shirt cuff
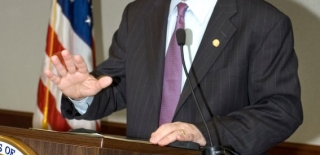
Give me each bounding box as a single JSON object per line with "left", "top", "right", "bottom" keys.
{"left": 69, "top": 96, "right": 94, "bottom": 115}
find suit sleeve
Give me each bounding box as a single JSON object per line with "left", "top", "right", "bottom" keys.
{"left": 61, "top": 4, "right": 130, "bottom": 120}
{"left": 196, "top": 16, "right": 303, "bottom": 154}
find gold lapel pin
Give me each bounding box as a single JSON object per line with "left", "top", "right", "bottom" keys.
{"left": 212, "top": 39, "right": 220, "bottom": 48}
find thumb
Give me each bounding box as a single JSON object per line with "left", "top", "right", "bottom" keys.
{"left": 98, "top": 76, "right": 113, "bottom": 89}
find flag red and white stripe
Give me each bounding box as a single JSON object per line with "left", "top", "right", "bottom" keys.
{"left": 33, "top": 0, "right": 99, "bottom": 131}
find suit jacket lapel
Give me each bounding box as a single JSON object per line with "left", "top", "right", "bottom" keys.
{"left": 175, "top": 0, "right": 238, "bottom": 116}
{"left": 145, "top": 0, "right": 171, "bottom": 118}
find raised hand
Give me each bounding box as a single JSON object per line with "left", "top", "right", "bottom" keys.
{"left": 44, "top": 50, "right": 112, "bottom": 100}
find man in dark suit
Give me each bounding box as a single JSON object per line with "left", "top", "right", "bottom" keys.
{"left": 45, "top": 0, "right": 303, "bottom": 154}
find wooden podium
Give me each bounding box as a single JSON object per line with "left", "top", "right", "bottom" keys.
{"left": 0, "top": 126, "right": 200, "bottom": 155}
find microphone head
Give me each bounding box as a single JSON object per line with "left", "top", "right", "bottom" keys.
{"left": 176, "top": 28, "right": 186, "bottom": 46}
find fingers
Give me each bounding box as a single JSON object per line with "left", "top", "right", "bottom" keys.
{"left": 51, "top": 54, "right": 68, "bottom": 77}
{"left": 150, "top": 122, "right": 206, "bottom": 146}
{"left": 49, "top": 50, "right": 89, "bottom": 76}
{"left": 98, "top": 76, "right": 113, "bottom": 89}
{"left": 61, "top": 50, "right": 77, "bottom": 74}
{"left": 150, "top": 122, "right": 183, "bottom": 145}
{"left": 176, "top": 130, "right": 194, "bottom": 142}
{"left": 151, "top": 123, "right": 174, "bottom": 141}
{"left": 73, "top": 54, "right": 88, "bottom": 74}
{"left": 44, "top": 69, "right": 61, "bottom": 85}
{"left": 153, "top": 129, "right": 188, "bottom": 146}
{"left": 61, "top": 50, "right": 88, "bottom": 75}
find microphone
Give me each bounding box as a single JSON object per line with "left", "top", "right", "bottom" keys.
{"left": 175, "top": 28, "right": 239, "bottom": 155}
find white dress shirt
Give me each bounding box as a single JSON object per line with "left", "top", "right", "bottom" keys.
{"left": 167, "top": 0, "right": 217, "bottom": 90}
{"left": 73, "top": 0, "right": 217, "bottom": 114}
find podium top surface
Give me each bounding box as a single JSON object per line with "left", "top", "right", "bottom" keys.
{"left": 0, "top": 125, "right": 200, "bottom": 155}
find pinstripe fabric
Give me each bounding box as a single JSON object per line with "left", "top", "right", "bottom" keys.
{"left": 61, "top": 0, "right": 303, "bottom": 154}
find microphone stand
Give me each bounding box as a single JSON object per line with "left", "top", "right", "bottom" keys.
{"left": 176, "top": 29, "right": 239, "bottom": 155}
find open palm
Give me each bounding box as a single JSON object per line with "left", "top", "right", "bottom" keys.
{"left": 44, "top": 50, "right": 112, "bottom": 100}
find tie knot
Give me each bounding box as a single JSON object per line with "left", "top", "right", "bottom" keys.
{"left": 177, "top": 2, "right": 188, "bottom": 17}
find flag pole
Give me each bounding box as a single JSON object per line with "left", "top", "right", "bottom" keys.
{"left": 42, "top": 0, "right": 58, "bottom": 129}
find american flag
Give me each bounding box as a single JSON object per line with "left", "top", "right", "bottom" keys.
{"left": 33, "top": 0, "right": 100, "bottom": 131}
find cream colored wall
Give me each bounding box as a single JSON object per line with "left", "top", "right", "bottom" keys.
{"left": 0, "top": 0, "right": 319, "bottom": 146}
{"left": 0, "top": 0, "right": 50, "bottom": 111}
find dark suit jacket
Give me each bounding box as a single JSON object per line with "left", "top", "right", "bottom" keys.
{"left": 61, "top": 0, "right": 303, "bottom": 154}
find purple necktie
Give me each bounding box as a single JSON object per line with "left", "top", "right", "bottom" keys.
{"left": 159, "top": 3, "right": 188, "bottom": 126}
